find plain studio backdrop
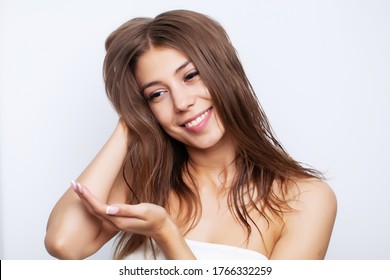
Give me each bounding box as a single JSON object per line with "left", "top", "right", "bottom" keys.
{"left": 0, "top": 0, "right": 389, "bottom": 260}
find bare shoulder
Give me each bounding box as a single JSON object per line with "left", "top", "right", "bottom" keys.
{"left": 285, "top": 178, "right": 337, "bottom": 230}
{"left": 270, "top": 178, "right": 337, "bottom": 259}
{"left": 290, "top": 179, "right": 337, "bottom": 216}
{"left": 290, "top": 178, "right": 337, "bottom": 209}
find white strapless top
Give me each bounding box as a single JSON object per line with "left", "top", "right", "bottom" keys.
{"left": 123, "top": 239, "right": 268, "bottom": 260}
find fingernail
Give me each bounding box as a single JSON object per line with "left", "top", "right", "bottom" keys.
{"left": 106, "top": 205, "right": 119, "bottom": 215}
{"left": 76, "top": 183, "right": 83, "bottom": 194}
{"left": 71, "top": 180, "right": 77, "bottom": 191}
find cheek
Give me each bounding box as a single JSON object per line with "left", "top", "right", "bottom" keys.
{"left": 150, "top": 105, "right": 171, "bottom": 128}
{"left": 200, "top": 84, "right": 211, "bottom": 99}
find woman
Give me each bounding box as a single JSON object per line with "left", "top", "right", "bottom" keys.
{"left": 45, "top": 9, "right": 336, "bottom": 260}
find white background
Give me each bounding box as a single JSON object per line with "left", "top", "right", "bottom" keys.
{"left": 0, "top": 0, "right": 389, "bottom": 259}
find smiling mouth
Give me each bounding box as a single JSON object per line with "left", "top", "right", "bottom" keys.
{"left": 182, "top": 107, "right": 212, "bottom": 127}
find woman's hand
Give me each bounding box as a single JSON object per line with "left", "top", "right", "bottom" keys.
{"left": 71, "top": 181, "right": 173, "bottom": 240}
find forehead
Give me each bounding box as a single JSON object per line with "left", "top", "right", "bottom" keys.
{"left": 135, "top": 47, "right": 189, "bottom": 82}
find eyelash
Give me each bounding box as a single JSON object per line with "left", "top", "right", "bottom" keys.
{"left": 146, "top": 70, "right": 200, "bottom": 101}
{"left": 184, "top": 70, "right": 199, "bottom": 81}
{"left": 147, "top": 90, "right": 166, "bottom": 101}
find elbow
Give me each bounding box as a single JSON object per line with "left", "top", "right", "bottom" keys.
{"left": 44, "top": 233, "right": 84, "bottom": 260}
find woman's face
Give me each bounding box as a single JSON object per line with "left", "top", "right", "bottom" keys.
{"left": 135, "top": 46, "right": 225, "bottom": 150}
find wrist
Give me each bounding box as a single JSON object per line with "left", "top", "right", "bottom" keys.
{"left": 152, "top": 216, "right": 178, "bottom": 245}
{"left": 152, "top": 217, "right": 196, "bottom": 260}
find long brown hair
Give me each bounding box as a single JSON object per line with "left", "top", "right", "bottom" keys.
{"left": 103, "top": 10, "right": 322, "bottom": 259}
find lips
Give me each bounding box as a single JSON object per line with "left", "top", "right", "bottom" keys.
{"left": 181, "top": 107, "right": 213, "bottom": 133}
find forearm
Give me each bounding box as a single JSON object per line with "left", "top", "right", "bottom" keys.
{"left": 45, "top": 120, "right": 129, "bottom": 259}
{"left": 76, "top": 119, "right": 128, "bottom": 200}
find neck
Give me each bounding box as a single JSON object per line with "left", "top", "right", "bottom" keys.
{"left": 185, "top": 135, "right": 237, "bottom": 189}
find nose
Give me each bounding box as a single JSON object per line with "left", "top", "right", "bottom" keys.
{"left": 171, "top": 86, "right": 196, "bottom": 112}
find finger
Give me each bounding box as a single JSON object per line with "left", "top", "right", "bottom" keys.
{"left": 104, "top": 203, "right": 145, "bottom": 219}
{"left": 74, "top": 184, "right": 164, "bottom": 234}
{"left": 71, "top": 181, "right": 125, "bottom": 232}
{"left": 76, "top": 183, "right": 107, "bottom": 216}
{"left": 70, "top": 180, "right": 78, "bottom": 192}
{"left": 104, "top": 204, "right": 169, "bottom": 236}
{"left": 105, "top": 205, "right": 120, "bottom": 215}
{"left": 108, "top": 203, "right": 165, "bottom": 222}
{"left": 72, "top": 181, "right": 145, "bottom": 219}
{"left": 103, "top": 204, "right": 138, "bottom": 218}
{"left": 73, "top": 182, "right": 127, "bottom": 221}
{"left": 100, "top": 204, "right": 150, "bottom": 233}
{"left": 102, "top": 212, "right": 151, "bottom": 234}
{"left": 71, "top": 180, "right": 87, "bottom": 203}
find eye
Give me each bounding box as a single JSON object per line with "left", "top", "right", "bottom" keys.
{"left": 146, "top": 90, "right": 167, "bottom": 102}
{"left": 184, "top": 70, "right": 199, "bottom": 81}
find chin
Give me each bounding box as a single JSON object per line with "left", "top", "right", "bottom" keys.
{"left": 188, "top": 135, "right": 226, "bottom": 150}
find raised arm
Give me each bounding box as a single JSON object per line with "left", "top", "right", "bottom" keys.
{"left": 45, "top": 119, "right": 129, "bottom": 259}
{"left": 270, "top": 179, "right": 337, "bottom": 259}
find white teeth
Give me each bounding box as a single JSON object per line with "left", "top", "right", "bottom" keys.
{"left": 185, "top": 110, "right": 209, "bottom": 127}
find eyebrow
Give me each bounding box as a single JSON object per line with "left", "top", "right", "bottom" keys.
{"left": 140, "top": 60, "right": 192, "bottom": 93}
{"left": 175, "top": 60, "right": 191, "bottom": 74}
